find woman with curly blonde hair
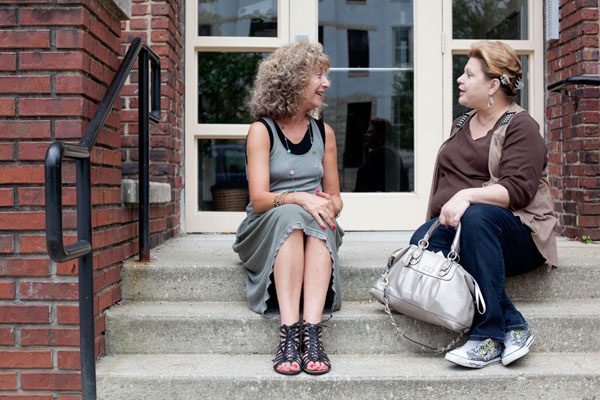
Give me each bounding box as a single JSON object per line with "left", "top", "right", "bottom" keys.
{"left": 233, "top": 41, "right": 343, "bottom": 376}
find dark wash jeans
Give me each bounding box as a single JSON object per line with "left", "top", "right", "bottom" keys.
{"left": 410, "top": 204, "right": 546, "bottom": 342}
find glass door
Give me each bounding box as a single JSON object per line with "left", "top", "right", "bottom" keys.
{"left": 185, "top": 0, "right": 443, "bottom": 232}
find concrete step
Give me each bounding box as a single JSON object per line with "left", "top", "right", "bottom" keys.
{"left": 96, "top": 352, "right": 600, "bottom": 400}
{"left": 122, "top": 234, "right": 600, "bottom": 302}
{"left": 105, "top": 299, "right": 600, "bottom": 355}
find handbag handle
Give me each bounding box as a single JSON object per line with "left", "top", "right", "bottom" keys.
{"left": 418, "top": 219, "right": 461, "bottom": 260}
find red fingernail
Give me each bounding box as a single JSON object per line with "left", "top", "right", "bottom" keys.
{"left": 332, "top": 225, "right": 336, "bottom": 230}
{"left": 316, "top": 189, "right": 320, "bottom": 193}
{"left": 322, "top": 225, "right": 326, "bottom": 229}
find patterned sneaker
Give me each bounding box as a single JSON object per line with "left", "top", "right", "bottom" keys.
{"left": 502, "top": 328, "right": 534, "bottom": 366}
{"left": 445, "top": 339, "right": 504, "bottom": 368}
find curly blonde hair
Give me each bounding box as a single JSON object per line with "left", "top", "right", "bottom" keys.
{"left": 469, "top": 41, "right": 522, "bottom": 99}
{"left": 250, "top": 41, "right": 330, "bottom": 120}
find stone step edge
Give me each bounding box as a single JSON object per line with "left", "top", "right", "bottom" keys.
{"left": 105, "top": 299, "right": 600, "bottom": 319}
{"left": 97, "top": 352, "right": 600, "bottom": 379}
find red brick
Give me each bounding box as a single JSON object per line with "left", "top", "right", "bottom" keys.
{"left": 0, "top": 328, "right": 14, "bottom": 347}
{"left": 56, "top": 259, "right": 78, "bottom": 276}
{"left": 21, "top": 372, "right": 81, "bottom": 391}
{"left": 0, "top": 350, "right": 52, "bottom": 368}
{"left": 0, "top": 52, "right": 16, "bottom": 71}
{"left": 57, "top": 396, "right": 81, "bottom": 400}
{"left": 0, "top": 211, "right": 45, "bottom": 229}
{"left": 18, "top": 234, "right": 47, "bottom": 253}
{"left": 57, "top": 350, "right": 80, "bottom": 369}
{"left": 20, "top": 7, "right": 86, "bottom": 26}
{"left": 0, "top": 8, "right": 16, "bottom": 26}
{"left": 56, "top": 74, "right": 106, "bottom": 102}
{"left": 0, "top": 258, "right": 50, "bottom": 277}
{"left": 0, "top": 142, "right": 13, "bottom": 160}
{"left": 55, "top": 119, "right": 87, "bottom": 139}
{"left": 0, "top": 29, "right": 49, "bottom": 48}
{"left": 577, "top": 215, "right": 600, "bottom": 227}
{"left": 0, "top": 98, "right": 15, "bottom": 116}
{"left": 0, "top": 166, "right": 44, "bottom": 184}
{"left": 20, "top": 281, "right": 78, "bottom": 300}
{"left": 0, "top": 373, "right": 16, "bottom": 390}
{"left": 20, "top": 51, "right": 87, "bottom": 71}
{"left": 21, "top": 328, "right": 79, "bottom": 346}
{"left": 0, "top": 235, "right": 13, "bottom": 253}
{"left": 17, "top": 141, "right": 52, "bottom": 161}
{"left": 18, "top": 187, "right": 43, "bottom": 206}
{"left": 19, "top": 97, "right": 85, "bottom": 117}
{"left": 0, "top": 395, "right": 53, "bottom": 400}
{"left": 0, "top": 305, "right": 49, "bottom": 323}
{"left": 0, "top": 75, "right": 51, "bottom": 93}
{"left": 57, "top": 305, "right": 79, "bottom": 324}
{"left": 0, "top": 188, "right": 13, "bottom": 206}
{"left": 0, "top": 120, "right": 51, "bottom": 139}
{"left": 0, "top": 282, "right": 15, "bottom": 299}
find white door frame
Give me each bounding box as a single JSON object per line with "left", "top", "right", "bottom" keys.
{"left": 184, "top": 0, "right": 445, "bottom": 232}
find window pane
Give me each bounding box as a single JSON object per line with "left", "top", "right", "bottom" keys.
{"left": 197, "top": 52, "right": 268, "bottom": 124}
{"left": 198, "top": 139, "right": 248, "bottom": 211}
{"left": 320, "top": 0, "right": 414, "bottom": 193}
{"left": 452, "top": 54, "right": 529, "bottom": 120}
{"left": 453, "top": 0, "right": 528, "bottom": 40}
{"left": 198, "top": 0, "right": 277, "bottom": 37}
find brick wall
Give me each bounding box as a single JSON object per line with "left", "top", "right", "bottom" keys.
{"left": 0, "top": 0, "right": 183, "bottom": 398}
{"left": 120, "top": 0, "right": 183, "bottom": 248}
{"left": 546, "top": 0, "right": 600, "bottom": 240}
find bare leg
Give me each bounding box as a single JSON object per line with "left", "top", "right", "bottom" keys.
{"left": 272, "top": 229, "right": 304, "bottom": 373}
{"left": 302, "top": 235, "right": 332, "bottom": 372}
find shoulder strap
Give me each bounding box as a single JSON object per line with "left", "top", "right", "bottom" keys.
{"left": 257, "top": 117, "right": 275, "bottom": 151}
{"left": 450, "top": 110, "right": 475, "bottom": 137}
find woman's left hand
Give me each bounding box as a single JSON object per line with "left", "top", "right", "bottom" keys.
{"left": 439, "top": 190, "right": 470, "bottom": 228}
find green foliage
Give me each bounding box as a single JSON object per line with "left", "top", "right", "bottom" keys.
{"left": 197, "top": 52, "right": 265, "bottom": 124}
{"left": 581, "top": 235, "right": 593, "bottom": 245}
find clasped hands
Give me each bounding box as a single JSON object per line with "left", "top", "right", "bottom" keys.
{"left": 298, "top": 190, "right": 337, "bottom": 230}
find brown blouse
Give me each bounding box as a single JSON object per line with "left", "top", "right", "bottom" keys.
{"left": 429, "top": 112, "right": 548, "bottom": 218}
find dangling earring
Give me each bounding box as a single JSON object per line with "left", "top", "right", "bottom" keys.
{"left": 488, "top": 96, "right": 494, "bottom": 108}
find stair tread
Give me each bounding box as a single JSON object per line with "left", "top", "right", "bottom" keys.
{"left": 130, "top": 233, "right": 600, "bottom": 269}
{"left": 107, "top": 298, "right": 600, "bottom": 319}
{"left": 97, "top": 352, "right": 600, "bottom": 378}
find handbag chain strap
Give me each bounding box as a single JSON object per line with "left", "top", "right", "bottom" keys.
{"left": 381, "top": 266, "right": 469, "bottom": 354}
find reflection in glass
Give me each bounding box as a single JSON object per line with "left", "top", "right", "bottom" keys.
{"left": 198, "top": 0, "right": 277, "bottom": 37}
{"left": 319, "top": 0, "right": 414, "bottom": 192}
{"left": 452, "top": 54, "right": 529, "bottom": 120}
{"left": 453, "top": 0, "right": 528, "bottom": 40}
{"left": 198, "top": 52, "right": 267, "bottom": 124}
{"left": 198, "top": 139, "right": 248, "bottom": 211}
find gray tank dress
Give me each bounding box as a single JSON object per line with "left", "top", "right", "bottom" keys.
{"left": 233, "top": 117, "right": 344, "bottom": 318}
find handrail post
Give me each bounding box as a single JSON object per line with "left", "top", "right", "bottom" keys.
{"left": 138, "top": 49, "right": 150, "bottom": 262}
{"left": 76, "top": 157, "right": 96, "bottom": 399}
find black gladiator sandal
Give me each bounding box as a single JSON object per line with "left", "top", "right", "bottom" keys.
{"left": 301, "top": 321, "right": 331, "bottom": 375}
{"left": 272, "top": 321, "right": 302, "bottom": 375}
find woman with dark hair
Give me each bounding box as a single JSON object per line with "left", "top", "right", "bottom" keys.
{"left": 412, "top": 40, "right": 557, "bottom": 368}
{"left": 233, "top": 41, "right": 343, "bottom": 376}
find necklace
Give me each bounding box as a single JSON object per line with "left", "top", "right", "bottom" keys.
{"left": 280, "top": 122, "right": 321, "bottom": 192}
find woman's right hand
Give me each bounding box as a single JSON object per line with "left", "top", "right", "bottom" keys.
{"left": 292, "top": 191, "right": 336, "bottom": 230}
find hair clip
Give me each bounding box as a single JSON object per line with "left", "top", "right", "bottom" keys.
{"left": 514, "top": 79, "right": 524, "bottom": 90}
{"left": 500, "top": 74, "right": 510, "bottom": 85}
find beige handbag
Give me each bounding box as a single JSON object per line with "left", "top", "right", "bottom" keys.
{"left": 369, "top": 220, "right": 486, "bottom": 352}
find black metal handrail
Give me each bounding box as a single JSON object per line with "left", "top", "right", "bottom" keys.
{"left": 547, "top": 76, "right": 600, "bottom": 110}
{"left": 44, "top": 37, "right": 160, "bottom": 400}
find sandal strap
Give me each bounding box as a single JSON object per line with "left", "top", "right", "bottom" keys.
{"left": 301, "top": 321, "right": 331, "bottom": 369}
{"left": 273, "top": 321, "right": 302, "bottom": 369}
